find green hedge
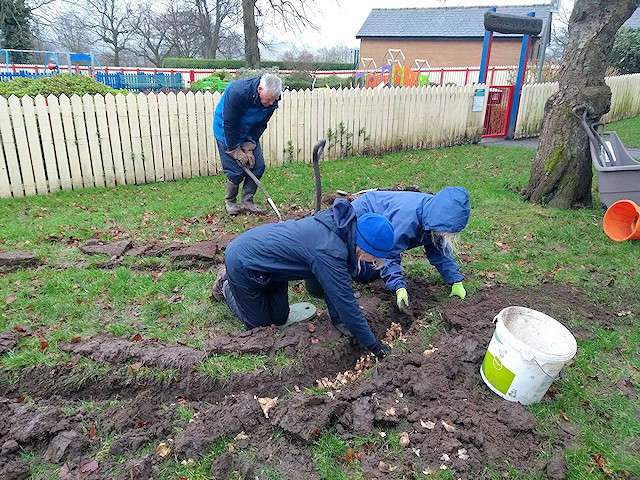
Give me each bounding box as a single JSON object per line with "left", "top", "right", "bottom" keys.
{"left": 0, "top": 74, "right": 119, "bottom": 98}
{"left": 190, "top": 71, "right": 356, "bottom": 92}
{"left": 163, "top": 58, "right": 354, "bottom": 71}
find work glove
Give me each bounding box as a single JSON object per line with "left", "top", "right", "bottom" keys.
{"left": 226, "top": 146, "right": 252, "bottom": 167}
{"left": 240, "top": 141, "right": 256, "bottom": 168}
{"left": 396, "top": 287, "right": 409, "bottom": 310}
{"left": 370, "top": 341, "right": 391, "bottom": 359}
{"left": 241, "top": 141, "right": 256, "bottom": 152}
{"left": 449, "top": 282, "right": 466, "bottom": 299}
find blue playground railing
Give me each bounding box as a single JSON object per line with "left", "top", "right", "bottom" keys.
{"left": 0, "top": 71, "right": 54, "bottom": 82}
{"left": 96, "top": 72, "right": 183, "bottom": 91}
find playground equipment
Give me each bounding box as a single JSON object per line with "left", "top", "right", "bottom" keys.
{"left": 479, "top": 9, "right": 543, "bottom": 139}
{"left": 354, "top": 49, "right": 427, "bottom": 89}
{"left": 200, "top": 76, "right": 230, "bottom": 93}
{"left": 0, "top": 48, "right": 105, "bottom": 80}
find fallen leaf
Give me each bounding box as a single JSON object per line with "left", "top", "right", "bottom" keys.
{"left": 495, "top": 241, "right": 511, "bottom": 252}
{"left": 17, "top": 397, "right": 25, "bottom": 403}
{"left": 523, "top": 233, "right": 536, "bottom": 241}
{"left": 593, "top": 454, "right": 613, "bottom": 474}
{"left": 6, "top": 294, "right": 17, "bottom": 304}
{"left": 40, "top": 341, "right": 49, "bottom": 351}
{"left": 130, "top": 362, "right": 143, "bottom": 372}
{"left": 257, "top": 397, "right": 277, "bottom": 418}
{"left": 131, "top": 333, "right": 143, "bottom": 342}
{"left": 384, "top": 407, "right": 397, "bottom": 417}
{"left": 310, "top": 337, "right": 319, "bottom": 344}
{"left": 79, "top": 460, "right": 99, "bottom": 473}
{"left": 378, "top": 461, "right": 390, "bottom": 473}
{"left": 344, "top": 447, "right": 355, "bottom": 464}
{"left": 71, "top": 335, "right": 82, "bottom": 343}
{"left": 176, "top": 397, "right": 188, "bottom": 406}
{"left": 234, "top": 432, "right": 249, "bottom": 441}
{"left": 306, "top": 322, "right": 316, "bottom": 333}
{"left": 458, "top": 448, "right": 469, "bottom": 460}
{"left": 558, "top": 409, "right": 570, "bottom": 421}
{"left": 440, "top": 453, "right": 450, "bottom": 461}
{"left": 156, "top": 442, "right": 171, "bottom": 458}
{"left": 12, "top": 326, "right": 27, "bottom": 333}
{"left": 399, "top": 432, "right": 410, "bottom": 447}
{"left": 88, "top": 424, "right": 96, "bottom": 440}
{"left": 167, "top": 295, "right": 183, "bottom": 304}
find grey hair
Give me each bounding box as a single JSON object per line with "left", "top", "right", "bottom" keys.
{"left": 259, "top": 73, "right": 282, "bottom": 97}
{"left": 430, "top": 231, "right": 460, "bottom": 257}
{"left": 356, "top": 253, "right": 386, "bottom": 276}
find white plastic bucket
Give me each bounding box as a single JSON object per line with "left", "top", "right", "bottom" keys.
{"left": 480, "top": 306, "right": 577, "bottom": 405}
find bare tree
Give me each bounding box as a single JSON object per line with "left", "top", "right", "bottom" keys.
{"left": 134, "top": 11, "right": 170, "bottom": 67}
{"left": 242, "top": 0, "right": 325, "bottom": 68}
{"left": 524, "top": 0, "right": 640, "bottom": 208}
{"left": 81, "top": 0, "right": 141, "bottom": 66}
{"left": 45, "top": 10, "right": 95, "bottom": 53}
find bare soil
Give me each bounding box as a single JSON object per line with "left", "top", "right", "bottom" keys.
{"left": 0, "top": 273, "right": 620, "bottom": 479}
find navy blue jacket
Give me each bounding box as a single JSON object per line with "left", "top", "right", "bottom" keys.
{"left": 224, "top": 199, "right": 379, "bottom": 349}
{"left": 213, "top": 76, "right": 279, "bottom": 150}
{"left": 351, "top": 188, "right": 470, "bottom": 290}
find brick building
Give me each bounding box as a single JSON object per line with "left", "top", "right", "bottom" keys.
{"left": 356, "top": 5, "right": 553, "bottom": 69}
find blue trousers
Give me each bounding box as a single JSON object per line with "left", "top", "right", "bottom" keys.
{"left": 223, "top": 268, "right": 289, "bottom": 330}
{"left": 216, "top": 139, "right": 266, "bottom": 185}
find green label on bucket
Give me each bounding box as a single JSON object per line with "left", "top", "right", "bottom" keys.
{"left": 482, "top": 350, "right": 516, "bottom": 395}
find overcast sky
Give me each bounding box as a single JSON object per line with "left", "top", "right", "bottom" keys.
{"left": 265, "top": 0, "right": 563, "bottom": 52}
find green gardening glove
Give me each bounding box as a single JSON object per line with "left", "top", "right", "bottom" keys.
{"left": 396, "top": 287, "right": 409, "bottom": 309}
{"left": 450, "top": 282, "right": 466, "bottom": 299}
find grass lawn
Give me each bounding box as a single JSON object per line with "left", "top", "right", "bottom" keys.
{"left": 0, "top": 116, "right": 638, "bottom": 479}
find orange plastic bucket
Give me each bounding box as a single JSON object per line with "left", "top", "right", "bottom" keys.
{"left": 603, "top": 199, "right": 640, "bottom": 241}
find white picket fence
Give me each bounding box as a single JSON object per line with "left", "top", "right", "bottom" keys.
{"left": 1, "top": 74, "right": 640, "bottom": 199}
{"left": 0, "top": 85, "right": 484, "bottom": 198}
{"left": 515, "top": 73, "right": 640, "bottom": 138}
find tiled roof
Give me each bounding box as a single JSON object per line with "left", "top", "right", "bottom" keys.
{"left": 623, "top": 8, "right": 640, "bottom": 29}
{"left": 356, "top": 5, "right": 552, "bottom": 39}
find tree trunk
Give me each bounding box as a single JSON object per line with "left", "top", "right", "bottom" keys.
{"left": 242, "top": 0, "right": 259, "bottom": 68}
{"left": 524, "top": 0, "right": 639, "bottom": 208}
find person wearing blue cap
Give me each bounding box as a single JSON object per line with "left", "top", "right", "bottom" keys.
{"left": 350, "top": 187, "right": 471, "bottom": 310}
{"left": 211, "top": 198, "right": 395, "bottom": 358}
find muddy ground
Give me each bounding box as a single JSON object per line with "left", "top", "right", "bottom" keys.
{"left": 0, "top": 275, "right": 623, "bottom": 480}
{"left": 0, "top": 200, "right": 632, "bottom": 480}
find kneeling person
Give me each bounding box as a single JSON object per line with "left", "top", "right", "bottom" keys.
{"left": 212, "top": 199, "right": 395, "bottom": 358}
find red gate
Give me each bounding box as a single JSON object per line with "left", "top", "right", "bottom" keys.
{"left": 482, "top": 85, "right": 515, "bottom": 138}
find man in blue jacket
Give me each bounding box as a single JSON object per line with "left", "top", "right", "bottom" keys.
{"left": 211, "top": 199, "right": 395, "bottom": 358}
{"left": 213, "top": 73, "right": 282, "bottom": 215}
{"left": 350, "top": 187, "right": 471, "bottom": 310}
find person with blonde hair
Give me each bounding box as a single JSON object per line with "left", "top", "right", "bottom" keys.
{"left": 351, "top": 187, "right": 471, "bottom": 309}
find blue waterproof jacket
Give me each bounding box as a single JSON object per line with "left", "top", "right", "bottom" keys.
{"left": 213, "top": 76, "right": 279, "bottom": 150}
{"left": 351, "top": 188, "right": 470, "bottom": 290}
{"left": 224, "top": 199, "right": 380, "bottom": 349}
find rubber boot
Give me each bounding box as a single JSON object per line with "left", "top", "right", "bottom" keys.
{"left": 225, "top": 181, "right": 241, "bottom": 215}
{"left": 240, "top": 177, "right": 266, "bottom": 214}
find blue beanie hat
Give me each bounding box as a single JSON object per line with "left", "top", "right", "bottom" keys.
{"left": 355, "top": 213, "right": 395, "bottom": 258}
